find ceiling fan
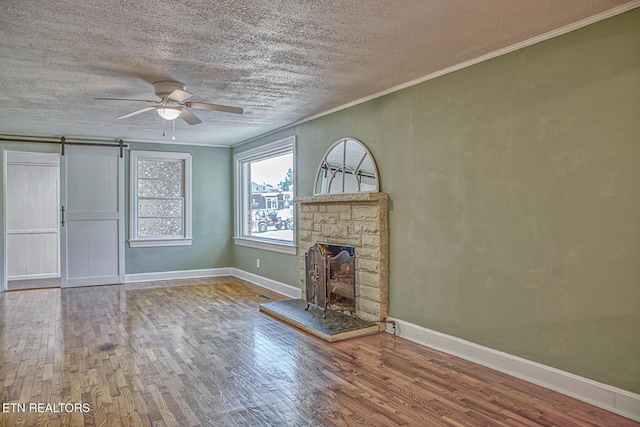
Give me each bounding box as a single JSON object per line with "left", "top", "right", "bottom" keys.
{"left": 95, "top": 81, "right": 243, "bottom": 125}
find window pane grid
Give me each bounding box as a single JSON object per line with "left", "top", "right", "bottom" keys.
{"left": 138, "top": 178, "right": 183, "bottom": 198}
{"left": 138, "top": 217, "right": 184, "bottom": 237}
{"left": 130, "top": 151, "right": 191, "bottom": 246}
{"left": 138, "top": 198, "right": 184, "bottom": 217}
{"left": 138, "top": 160, "right": 182, "bottom": 179}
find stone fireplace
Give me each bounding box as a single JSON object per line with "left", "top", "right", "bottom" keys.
{"left": 259, "top": 137, "right": 387, "bottom": 341}
{"left": 296, "top": 192, "right": 389, "bottom": 327}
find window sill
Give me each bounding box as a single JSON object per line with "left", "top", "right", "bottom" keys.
{"left": 233, "top": 236, "right": 297, "bottom": 255}
{"left": 129, "top": 238, "right": 193, "bottom": 248}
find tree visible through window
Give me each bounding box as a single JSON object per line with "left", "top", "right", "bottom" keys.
{"left": 235, "top": 136, "right": 296, "bottom": 254}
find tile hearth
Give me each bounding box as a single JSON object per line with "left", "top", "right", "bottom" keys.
{"left": 259, "top": 299, "right": 380, "bottom": 342}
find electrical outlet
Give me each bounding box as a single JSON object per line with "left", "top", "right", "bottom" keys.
{"left": 256, "top": 258, "right": 260, "bottom": 268}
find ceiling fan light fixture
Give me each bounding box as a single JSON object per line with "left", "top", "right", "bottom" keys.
{"left": 97, "top": 81, "right": 241, "bottom": 127}
{"left": 156, "top": 106, "right": 181, "bottom": 121}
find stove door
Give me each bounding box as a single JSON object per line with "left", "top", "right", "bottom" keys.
{"left": 305, "top": 244, "right": 326, "bottom": 308}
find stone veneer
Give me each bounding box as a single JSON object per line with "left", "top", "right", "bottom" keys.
{"left": 296, "top": 192, "right": 389, "bottom": 325}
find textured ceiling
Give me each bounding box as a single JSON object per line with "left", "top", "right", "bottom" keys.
{"left": 0, "top": 0, "right": 634, "bottom": 146}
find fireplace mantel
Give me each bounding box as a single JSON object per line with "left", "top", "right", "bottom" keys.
{"left": 295, "top": 192, "right": 388, "bottom": 205}
{"left": 295, "top": 193, "right": 389, "bottom": 204}
{"left": 296, "top": 192, "right": 389, "bottom": 324}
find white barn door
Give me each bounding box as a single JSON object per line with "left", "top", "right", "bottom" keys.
{"left": 61, "top": 146, "right": 124, "bottom": 287}
{"left": 6, "top": 152, "right": 60, "bottom": 281}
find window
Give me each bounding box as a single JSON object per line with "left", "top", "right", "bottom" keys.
{"left": 129, "top": 150, "right": 192, "bottom": 247}
{"left": 234, "top": 136, "right": 296, "bottom": 254}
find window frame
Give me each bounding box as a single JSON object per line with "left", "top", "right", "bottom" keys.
{"left": 234, "top": 136, "right": 297, "bottom": 255}
{"left": 129, "top": 150, "right": 192, "bottom": 248}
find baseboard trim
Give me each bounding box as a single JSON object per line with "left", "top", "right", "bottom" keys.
{"left": 124, "top": 268, "right": 233, "bottom": 283}
{"left": 386, "top": 317, "right": 640, "bottom": 422}
{"left": 124, "top": 268, "right": 301, "bottom": 300}
{"left": 231, "top": 268, "right": 302, "bottom": 299}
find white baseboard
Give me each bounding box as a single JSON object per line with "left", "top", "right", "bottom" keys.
{"left": 386, "top": 317, "right": 640, "bottom": 422}
{"left": 231, "top": 268, "right": 301, "bottom": 299}
{"left": 124, "top": 267, "right": 233, "bottom": 283}
{"left": 124, "top": 267, "right": 301, "bottom": 299}
{"left": 8, "top": 273, "right": 59, "bottom": 281}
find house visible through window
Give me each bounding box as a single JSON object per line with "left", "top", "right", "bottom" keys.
{"left": 234, "top": 136, "right": 296, "bottom": 254}
{"left": 129, "top": 150, "right": 192, "bottom": 247}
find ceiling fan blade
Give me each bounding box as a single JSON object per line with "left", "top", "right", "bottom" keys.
{"left": 180, "top": 108, "right": 202, "bottom": 125}
{"left": 185, "top": 102, "right": 243, "bottom": 114}
{"left": 95, "top": 97, "right": 157, "bottom": 103}
{"left": 116, "top": 106, "right": 156, "bottom": 119}
{"left": 167, "top": 89, "right": 193, "bottom": 102}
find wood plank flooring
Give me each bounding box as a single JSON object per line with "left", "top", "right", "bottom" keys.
{"left": 0, "top": 277, "right": 637, "bottom": 426}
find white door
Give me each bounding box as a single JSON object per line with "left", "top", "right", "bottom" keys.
{"left": 6, "top": 152, "right": 60, "bottom": 281}
{"left": 61, "top": 146, "right": 124, "bottom": 287}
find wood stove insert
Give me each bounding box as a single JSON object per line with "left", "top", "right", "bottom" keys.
{"left": 305, "top": 243, "right": 355, "bottom": 317}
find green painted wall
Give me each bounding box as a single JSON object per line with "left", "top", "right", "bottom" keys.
{"left": 125, "top": 142, "right": 233, "bottom": 274}
{"left": 232, "top": 244, "right": 300, "bottom": 285}
{"left": 232, "top": 10, "right": 640, "bottom": 393}
{"left": 231, "top": 132, "right": 300, "bottom": 285}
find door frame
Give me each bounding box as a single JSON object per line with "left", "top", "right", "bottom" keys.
{"left": 5, "top": 150, "right": 61, "bottom": 285}
{"left": 1, "top": 143, "right": 60, "bottom": 292}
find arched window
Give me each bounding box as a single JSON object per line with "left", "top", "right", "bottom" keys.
{"left": 314, "top": 138, "right": 379, "bottom": 194}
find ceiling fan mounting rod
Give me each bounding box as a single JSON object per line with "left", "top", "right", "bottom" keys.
{"left": 153, "top": 81, "right": 186, "bottom": 98}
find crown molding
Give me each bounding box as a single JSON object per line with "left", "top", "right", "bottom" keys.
{"left": 233, "top": 1, "right": 640, "bottom": 148}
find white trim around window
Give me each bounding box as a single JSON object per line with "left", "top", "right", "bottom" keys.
{"left": 129, "top": 150, "right": 192, "bottom": 248}
{"left": 234, "top": 136, "right": 297, "bottom": 255}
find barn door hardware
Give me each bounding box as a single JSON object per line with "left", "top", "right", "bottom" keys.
{"left": 0, "top": 136, "right": 129, "bottom": 158}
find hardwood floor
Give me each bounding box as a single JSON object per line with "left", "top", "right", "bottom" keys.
{"left": 0, "top": 277, "right": 637, "bottom": 426}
